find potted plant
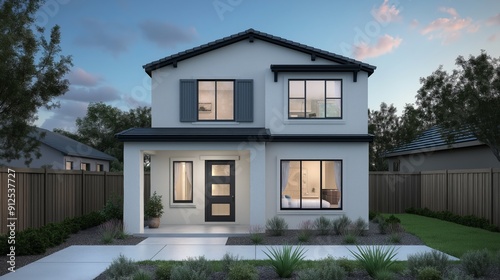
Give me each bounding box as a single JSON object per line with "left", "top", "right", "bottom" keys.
{"left": 145, "top": 191, "right": 164, "bottom": 228}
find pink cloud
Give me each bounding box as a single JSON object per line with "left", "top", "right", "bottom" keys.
{"left": 488, "top": 33, "right": 498, "bottom": 42}
{"left": 420, "top": 7, "right": 477, "bottom": 44}
{"left": 371, "top": 0, "right": 402, "bottom": 23}
{"left": 353, "top": 34, "right": 402, "bottom": 60}
{"left": 486, "top": 13, "right": 500, "bottom": 25}
{"left": 67, "top": 68, "right": 103, "bottom": 87}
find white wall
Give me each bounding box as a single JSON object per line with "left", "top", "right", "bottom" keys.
{"left": 150, "top": 39, "right": 369, "bottom": 134}
{"left": 265, "top": 142, "right": 369, "bottom": 229}
{"left": 150, "top": 148, "right": 251, "bottom": 225}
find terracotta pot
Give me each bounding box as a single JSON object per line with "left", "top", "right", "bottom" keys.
{"left": 148, "top": 217, "right": 160, "bottom": 228}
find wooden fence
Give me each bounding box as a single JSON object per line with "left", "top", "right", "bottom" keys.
{"left": 0, "top": 167, "right": 150, "bottom": 234}
{"left": 370, "top": 168, "right": 500, "bottom": 228}
{"left": 1, "top": 167, "right": 499, "bottom": 234}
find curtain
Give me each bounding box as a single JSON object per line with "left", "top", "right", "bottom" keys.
{"left": 281, "top": 161, "right": 290, "bottom": 196}
{"left": 334, "top": 161, "right": 342, "bottom": 205}
{"left": 185, "top": 162, "right": 193, "bottom": 200}
{"left": 174, "top": 162, "right": 181, "bottom": 200}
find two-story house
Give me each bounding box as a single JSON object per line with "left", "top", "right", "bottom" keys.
{"left": 116, "top": 29, "right": 376, "bottom": 234}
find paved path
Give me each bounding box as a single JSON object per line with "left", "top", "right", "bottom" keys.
{"left": 0, "top": 237, "right": 458, "bottom": 280}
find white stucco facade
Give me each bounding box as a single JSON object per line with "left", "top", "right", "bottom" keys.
{"left": 121, "top": 29, "right": 375, "bottom": 234}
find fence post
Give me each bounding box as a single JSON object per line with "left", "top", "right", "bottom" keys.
{"left": 81, "top": 170, "right": 85, "bottom": 216}
{"left": 104, "top": 171, "right": 107, "bottom": 207}
{"left": 44, "top": 167, "right": 48, "bottom": 227}
{"left": 491, "top": 168, "right": 494, "bottom": 224}
{"left": 445, "top": 169, "right": 448, "bottom": 211}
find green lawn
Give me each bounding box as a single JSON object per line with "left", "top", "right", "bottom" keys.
{"left": 393, "top": 213, "right": 500, "bottom": 257}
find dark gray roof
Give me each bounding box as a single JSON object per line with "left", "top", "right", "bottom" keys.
{"left": 36, "top": 128, "right": 116, "bottom": 161}
{"left": 385, "top": 126, "right": 479, "bottom": 157}
{"left": 143, "top": 28, "right": 376, "bottom": 76}
{"left": 115, "top": 127, "right": 373, "bottom": 143}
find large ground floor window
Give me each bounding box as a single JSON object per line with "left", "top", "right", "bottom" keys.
{"left": 280, "top": 160, "right": 342, "bottom": 210}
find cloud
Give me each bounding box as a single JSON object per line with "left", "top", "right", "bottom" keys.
{"left": 139, "top": 21, "right": 197, "bottom": 48}
{"left": 371, "top": 0, "right": 402, "bottom": 23}
{"left": 60, "top": 85, "right": 121, "bottom": 103}
{"left": 420, "top": 7, "right": 477, "bottom": 44}
{"left": 40, "top": 101, "right": 88, "bottom": 131}
{"left": 410, "top": 19, "right": 419, "bottom": 29}
{"left": 123, "top": 94, "right": 151, "bottom": 108}
{"left": 74, "top": 18, "right": 135, "bottom": 56}
{"left": 486, "top": 13, "right": 500, "bottom": 25}
{"left": 353, "top": 34, "right": 402, "bottom": 60}
{"left": 488, "top": 33, "right": 498, "bottom": 42}
{"left": 66, "top": 68, "right": 103, "bottom": 87}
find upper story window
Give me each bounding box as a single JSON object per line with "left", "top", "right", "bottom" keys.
{"left": 198, "top": 81, "right": 234, "bottom": 121}
{"left": 96, "top": 164, "right": 104, "bottom": 172}
{"left": 288, "top": 80, "right": 342, "bottom": 119}
{"left": 80, "top": 162, "right": 90, "bottom": 171}
{"left": 180, "top": 79, "right": 253, "bottom": 122}
{"left": 65, "top": 161, "right": 73, "bottom": 170}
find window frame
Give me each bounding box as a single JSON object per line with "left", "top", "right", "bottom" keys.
{"left": 96, "top": 164, "right": 104, "bottom": 172}
{"left": 172, "top": 161, "right": 194, "bottom": 203}
{"left": 65, "top": 161, "right": 73, "bottom": 170}
{"left": 80, "top": 162, "right": 90, "bottom": 171}
{"left": 197, "top": 80, "right": 235, "bottom": 122}
{"left": 280, "top": 159, "right": 343, "bottom": 211}
{"left": 288, "top": 79, "right": 343, "bottom": 119}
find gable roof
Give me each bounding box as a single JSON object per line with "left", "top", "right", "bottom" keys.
{"left": 143, "top": 28, "right": 376, "bottom": 76}
{"left": 384, "top": 126, "right": 481, "bottom": 157}
{"left": 35, "top": 128, "right": 116, "bottom": 161}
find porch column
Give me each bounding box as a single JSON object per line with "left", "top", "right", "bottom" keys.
{"left": 249, "top": 143, "right": 266, "bottom": 226}
{"left": 123, "top": 143, "right": 144, "bottom": 234}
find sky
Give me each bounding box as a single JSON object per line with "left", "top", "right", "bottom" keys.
{"left": 33, "top": 0, "right": 500, "bottom": 131}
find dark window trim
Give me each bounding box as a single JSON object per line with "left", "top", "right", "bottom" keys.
{"left": 172, "top": 161, "right": 194, "bottom": 203}
{"left": 288, "top": 79, "right": 343, "bottom": 120}
{"left": 197, "top": 80, "right": 235, "bottom": 122}
{"left": 80, "top": 162, "right": 90, "bottom": 171}
{"left": 280, "top": 159, "right": 343, "bottom": 211}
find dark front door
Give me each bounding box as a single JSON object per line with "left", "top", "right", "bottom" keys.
{"left": 205, "top": 160, "right": 235, "bottom": 222}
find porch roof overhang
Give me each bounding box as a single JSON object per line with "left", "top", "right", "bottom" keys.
{"left": 115, "top": 127, "right": 374, "bottom": 143}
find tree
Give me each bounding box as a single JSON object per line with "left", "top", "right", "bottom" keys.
{"left": 57, "top": 102, "right": 151, "bottom": 171}
{"left": 416, "top": 51, "right": 500, "bottom": 161}
{"left": 0, "top": 0, "right": 72, "bottom": 165}
{"left": 368, "top": 103, "right": 399, "bottom": 171}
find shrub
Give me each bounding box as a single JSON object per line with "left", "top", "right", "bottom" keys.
{"left": 314, "top": 216, "right": 331, "bottom": 235}
{"left": 40, "top": 223, "right": 69, "bottom": 246}
{"left": 385, "top": 215, "right": 401, "bottom": 225}
{"left": 405, "top": 207, "right": 499, "bottom": 232}
{"left": 378, "top": 220, "right": 389, "bottom": 234}
{"left": 62, "top": 217, "right": 81, "bottom": 233}
{"left": 342, "top": 231, "right": 357, "bottom": 244}
{"left": 99, "top": 219, "right": 127, "bottom": 244}
{"left": 374, "top": 269, "right": 395, "bottom": 280}
{"left": 227, "top": 262, "right": 258, "bottom": 280}
{"left": 443, "top": 268, "right": 474, "bottom": 280}
{"left": 493, "top": 250, "right": 500, "bottom": 269}
{"left": 369, "top": 211, "right": 378, "bottom": 221}
{"left": 16, "top": 229, "right": 49, "bottom": 255}
{"left": 417, "top": 266, "right": 442, "bottom": 280}
{"left": 332, "top": 215, "right": 351, "bottom": 235}
{"left": 102, "top": 195, "right": 123, "bottom": 221}
{"left": 170, "top": 256, "right": 212, "bottom": 280}
{"left": 373, "top": 214, "right": 386, "bottom": 224}
{"left": 348, "top": 246, "right": 398, "bottom": 277}
{"left": 78, "top": 211, "right": 106, "bottom": 229}
{"left": 298, "top": 257, "right": 346, "bottom": 280}
{"left": 407, "top": 250, "right": 450, "bottom": 276}
{"left": 106, "top": 254, "right": 138, "bottom": 279}
{"left": 266, "top": 216, "right": 288, "bottom": 236}
{"left": 298, "top": 220, "right": 314, "bottom": 242}
{"left": 155, "top": 262, "right": 175, "bottom": 280}
{"left": 264, "top": 245, "right": 307, "bottom": 278}
{"left": 461, "top": 249, "right": 492, "bottom": 278}
{"left": 336, "top": 257, "right": 356, "bottom": 274}
{"left": 0, "top": 234, "right": 8, "bottom": 255}
{"left": 387, "top": 232, "right": 401, "bottom": 244}
{"left": 221, "top": 252, "right": 240, "bottom": 273}
{"left": 132, "top": 269, "right": 153, "bottom": 280}
{"left": 353, "top": 217, "right": 368, "bottom": 236}
{"left": 248, "top": 225, "right": 264, "bottom": 244}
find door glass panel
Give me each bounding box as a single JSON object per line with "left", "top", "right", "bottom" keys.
{"left": 212, "top": 204, "right": 230, "bottom": 216}
{"left": 212, "top": 184, "right": 230, "bottom": 196}
{"left": 212, "top": 165, "right": 230, "bottom": 176}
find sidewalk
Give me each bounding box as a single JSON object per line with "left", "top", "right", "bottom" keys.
{"left": 0, "top": 237, "right": 458, "bottom": 280}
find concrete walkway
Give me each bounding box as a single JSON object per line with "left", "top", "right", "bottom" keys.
{"left": 0, "top": 237, "right": 458, "bottom": 280}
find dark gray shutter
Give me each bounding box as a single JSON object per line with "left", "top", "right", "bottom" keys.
{"left": 235, "top": 79, "right": 253, "bottom": 122}
{"left": 179, "top": 80, "right": 197, "bottom": 122}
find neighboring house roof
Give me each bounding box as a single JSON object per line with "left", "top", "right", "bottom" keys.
{"left": 115, "top": 127, "right": 374, "bottom": 143}
{"left": 35, "top": 128, "right": 116, "bottom": 161}
{"left": 143, "top": 28, "right": 377, "bottom": 76}
{"left": 384, "top": 126, "right": 481, "bottom": 157}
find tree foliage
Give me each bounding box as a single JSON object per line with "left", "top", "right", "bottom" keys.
{"left": 0, "top": 0, "right": 72, "bottom": 165}
{"left": 57, "top": 102, "right": 151, "bottom": 171}
{"left": 416, "top": 51, "right": 500, "bottom": 161}
{"left": 368, "top": 103, "right": 429, "bottom": 171}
